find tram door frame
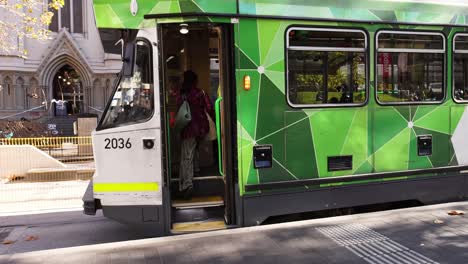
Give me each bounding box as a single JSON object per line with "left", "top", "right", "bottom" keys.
{"left": 158, "top": 22, "right": 238, "bottom": 229}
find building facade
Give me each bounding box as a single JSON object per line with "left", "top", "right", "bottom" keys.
{"left": 0, "top": 0, "right": 121, "bottom": 127}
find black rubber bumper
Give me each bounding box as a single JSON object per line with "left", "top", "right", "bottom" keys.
{"left": 82, "top": 180, "right": 101, "bottom": 215}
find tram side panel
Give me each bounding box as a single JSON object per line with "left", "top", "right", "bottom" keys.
{"left": 236, "top": 19, "right": 373, "bottom": 196}
{"left": 235, "top": 18, "right": 468, "bottom": 226}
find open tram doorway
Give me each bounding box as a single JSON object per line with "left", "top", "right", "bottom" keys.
{"left": 160, "top": 23, "right": 235, "bottom": 233}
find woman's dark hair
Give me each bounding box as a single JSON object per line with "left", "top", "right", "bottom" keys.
{"left": 181, "top": 70, "right": 198, "bottom": 94}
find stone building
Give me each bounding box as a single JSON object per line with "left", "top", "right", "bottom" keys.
{"left": 0, "top": 0, "right": 121, "bottom": 135}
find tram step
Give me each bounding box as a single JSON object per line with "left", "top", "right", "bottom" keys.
{"left": 172, "top": 195, "right": 224, "bottom": 209}
{"left": 170, "top": 176, "right": 224, "bottom": 182}
{"left": 173, "top": 206, "right": 224, "bottom": 223}
{"left": 171, "top": 219, "right": 226, "bottom": 234}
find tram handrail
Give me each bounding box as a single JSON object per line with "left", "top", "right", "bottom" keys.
{"left": 215, "top": 97, "right": 224, "bottom": 176}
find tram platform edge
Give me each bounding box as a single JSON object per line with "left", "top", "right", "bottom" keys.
{"left": 2, "top": 201, "right": 468, "bottom": 263}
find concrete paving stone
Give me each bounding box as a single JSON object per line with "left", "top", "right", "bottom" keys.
{"left": 360, "top": 220, "right": 455, "bottom": 254}
{"left": 408, "top": 243, "right": 468, "bottom": 264}
{"left": 426, "top": 209, "right": 468, "bottom": 219}
{"left": 109, "top": 248, "right": 130, "bottom": 264}
{"left": 92, "top": 251, "right": 111, "bottom": 264}
{"left": 190, "top": 234, "right": 235, "bottom": 251}
{"left": 188, "top": 243, "right": 238, "bottom": 263}
{"left": 220, "top": 255, "right": 245, "bottom": 264}
{"left": 280, "top": 253, "right": 329, "bottom": 264}
{"left": 265, "top": 229, "right": 335, "bottom": 259}
{"left": 180, "top": 242, "right": 212, "bottom": 263}
{"left": 238, "top": 251, "right": 284, "bottom": 264}
{"left": 226, "top": 232, "right": 281, "bottom": 253}
{"left": 318, "top": 249, "right": 367, "bottom": 264}
{"left": 189, "top": 253, "right": 228, "bottom": 264}
{"left": 5, "top": 253, "right": 47, "bottom": 264}
{"left": 426, "top": 236, "right": 468, "bottom": 253}
{"left": 267, "top": 234, "right": 321, "bottom": 253}
{"left": 434, "top": 225, "right": 468, "bottom": 237}
{"left": 0, "top": 256, "right": 11, "bottom": 264}
{"left": 356, "top": 210, "right": 412, "bottom": 221}
{"left": 359, "top": 220, "right": 390, "bottom": 230}
{"left": 372, "top": 229, "right": 465, "bottom": 262}
{"left": 141, "top": 247, "right": 162, "bottom": 264}
{"left": 413, "top": 214, "right": 468, "bottom": 234}
{"left": 59, "top": 252, "right": 92, "bottom": 264}
{"left": 108, "top": 246, "right": 161, "bottom": 264}
{"left": 374, "top": 224, "right": 439, "bottom": 244}
{"left": 126, "top": 249, "right": 147, "bottom": 264}
{"left": 158, "top": 243, "right": 196, "bottom": 264}
{"left": 193, "top": 236, "right": 246, "bottom": 264}
{"left": 437, "top": 225, "right": 468, "bottom": 237}
{"left": 255, "top": 238, "right": 312, "bottom": 261}
{"left": 440, "top": 223, "right": 468, "bottom": 236}
{"left": 410, "top": 212, "right": 455, "bottom": 223}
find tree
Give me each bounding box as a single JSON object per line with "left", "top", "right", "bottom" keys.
{"left": 0, "top": 0, "right": 63, "bottom": 58}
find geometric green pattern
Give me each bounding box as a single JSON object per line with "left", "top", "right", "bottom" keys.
{"left": 95, "top": 0, "right": 468, "bottom": 29}
{"left": 233, "top": 17, "right": 468, "bottom": 194}
{"left": 93, "top": 0, "right": 237, "bottom": 28}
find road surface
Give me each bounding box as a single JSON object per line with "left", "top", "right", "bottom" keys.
{"left": 0, "top": 210, "right": 147, "bottom": 255}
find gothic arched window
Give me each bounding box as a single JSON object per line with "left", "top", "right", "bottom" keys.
{"left": 3, "top": 76, "right": 14, "bottom": 110}
{"left": 49, "top": 0, "right": 84, "bottom": 34}
{"left": 15, "top": 77, "right": 25, "bottom": 110}
{"left": 28, "top": 78, "right": 41, "bottom": 108}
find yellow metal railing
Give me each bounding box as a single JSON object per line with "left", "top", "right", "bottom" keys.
{"left": 0, "top": 136, "right": 92, "bottom": 148}
{"left": 0, "top": 136, "right": 93, "bottom": 159}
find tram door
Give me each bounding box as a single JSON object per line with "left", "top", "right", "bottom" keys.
{"left": 160, "top": 23, "right": 235, "bottom": 233}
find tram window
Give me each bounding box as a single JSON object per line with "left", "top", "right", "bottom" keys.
{"left": 286, "top": 28, "right": 367, "bottom": 107}
{"left": 453, "top": 34, "right": 468, "bottom": 102}
{"left": 376, "top": 31, "right": 445, "bottom": 104}
{"left": 100, "top": 39, "right": 154, "bottom": 129}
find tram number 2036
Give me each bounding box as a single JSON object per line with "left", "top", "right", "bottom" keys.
{"left": 104, "top": 138, "right": 132, "bottom": 149}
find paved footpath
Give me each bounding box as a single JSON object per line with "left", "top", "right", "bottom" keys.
{"left": 0, "top": 180, "right": 89, "bottom": 215}
{"left": 2, "top": 201, "right": 468, "bottom": 264}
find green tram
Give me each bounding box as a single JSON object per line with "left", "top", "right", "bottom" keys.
{"left": 85, "top": 0, "right": 468, "bottom": 235}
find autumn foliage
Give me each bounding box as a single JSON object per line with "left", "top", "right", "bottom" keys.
{"left": 0, "top": 0, "right": 64, "bottom": 57}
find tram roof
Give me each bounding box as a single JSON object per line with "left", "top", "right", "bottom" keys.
{"left": 93, "top": 0, "right": 468, "bottom": 29}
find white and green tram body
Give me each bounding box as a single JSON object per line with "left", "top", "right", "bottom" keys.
{"left": 85, "top": 0, "right": 468, "bottom": 235}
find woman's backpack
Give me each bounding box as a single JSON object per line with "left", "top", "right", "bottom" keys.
{"left": 174, "top": 95, "right": 191, "bottom": 133}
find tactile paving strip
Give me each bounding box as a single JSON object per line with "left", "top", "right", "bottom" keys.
{"left": 316, "top": 223, "right": 438, "bottom": 264}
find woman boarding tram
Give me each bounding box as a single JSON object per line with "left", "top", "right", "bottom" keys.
{"left": 176, "top": 70, "right": 215, "bottom": 199}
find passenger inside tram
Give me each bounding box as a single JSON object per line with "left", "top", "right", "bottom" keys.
{"left": 162, "top": 24, "right": 224, "bottom": 200}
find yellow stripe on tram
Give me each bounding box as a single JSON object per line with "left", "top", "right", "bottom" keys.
{"left": 94, "top": 182, "right": 160, "bottom": 192}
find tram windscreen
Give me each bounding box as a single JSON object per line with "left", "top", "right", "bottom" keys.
{"left": 99, "top": 40, "right": 154, "bottom": 129}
